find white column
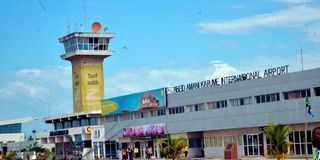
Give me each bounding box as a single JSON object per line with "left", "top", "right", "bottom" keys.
{"left": 156, "top": 142, "right": 160, "bottom": 158}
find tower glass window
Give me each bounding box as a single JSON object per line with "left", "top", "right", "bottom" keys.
{"left": 76, "top": 37, "right": 110, "bottom": 51}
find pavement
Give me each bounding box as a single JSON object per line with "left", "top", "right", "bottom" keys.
{"left": 129, "top": 157, "right": 312, "bottom": 160}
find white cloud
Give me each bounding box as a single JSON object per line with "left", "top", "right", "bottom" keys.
{"left": 15, "top": 66, "right": 71, "bottom": 89}
{"left": 16, "top": 68, "right": 41, "bottom": 78}
{"left": 272, "top": 0, "right": 313, "bottom": 5}
{"left": 0, "top": 66, "right": 73, "bottom": 128}
{"left": 104, "top": 67, "right": 209, "bottom": 98}
{"left": 0, "top": 88, "right": 15, "bottom": 97}
{"left": 205, "top": 61, "right": 238, "bottom": 79}
{"left": 196, "top": 6, "right": 320, "bottom": 34}
{"left": 303, "top": 22, "right": 320, "bottom": 42}
{"left": 249, "top": 53, "right": 320, "bottom": 72}
{"left": 104, "top": 61, "right": 240, "bottom": 98}
{"left": 0, "top": 66, "right": 71, "bottom": 100}
{"left": 105, "top": 53, "right": 320, "bottom": 98}
{"left": 1, "top": 81, "right": 49, "bottom": 98}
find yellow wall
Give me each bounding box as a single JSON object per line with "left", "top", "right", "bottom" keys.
{"left": 72, "top": 57, "right": 104, "bottom": 112}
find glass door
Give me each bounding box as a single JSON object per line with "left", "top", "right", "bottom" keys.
{"left": 243, "top": 134, "right": 263, "bottom": 156}
{"left": 105, "top": 141, "right": 117, "bottom": 158}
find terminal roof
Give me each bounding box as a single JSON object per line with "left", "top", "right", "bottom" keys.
{"left": 59, "top": 32, "right": 115, "bottom": 43}
{"left": 44, "top": 110, "right": 102, "bottom": 123}
{"left": 0, "top": 117, "right": 33, "bottom": 126}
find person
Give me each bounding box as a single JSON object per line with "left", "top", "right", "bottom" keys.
{"left": 147, "top": 147, "right": 153, "bottom": 160}
{"left": 182, "top": 144, "right": 189, "bottom": 158}
{"left": 0, "top": 151, "right": 2, "bottom": 160}
{"left": 122, "top": 147, "right": 127, "bottom": 160}
{"left": 312, "top": 127, "right": 320, "bottom": 160}
{"left": 128, "top": 146, "right": 134, "bottom": 160}
{"left": 134, "top": 146, "right": 139, "bottom": 158}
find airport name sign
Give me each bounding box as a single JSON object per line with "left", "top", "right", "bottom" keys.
{"left": 173, "top": 65, "right": 289, "bottom": 93}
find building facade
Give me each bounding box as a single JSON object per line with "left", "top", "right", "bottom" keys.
{"left": 0, "top": 117, "right": 32, "bottom": 153}
{"left": 101, "top": 67, "right": 320, "bottom": 159}
{"left": 37, "top": 110, "right": 103, "bottom": 159}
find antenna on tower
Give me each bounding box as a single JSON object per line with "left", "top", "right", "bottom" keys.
{"left": 103, "top": 27, "right": 108, "bottom": 33}
{"left": 74, "top": 17, "right": 78, "bottom": 32}
{"left": 301, "top": 48, "right": 304, "bottom": 71}
{"left": 67, "top": 17, "right": 70, "bottom": 34}
{"left": 80, "top": 23, "right": 83, "bottom": 32}
{"left": 83, "top": 0, "right": 86, "bottom": 31}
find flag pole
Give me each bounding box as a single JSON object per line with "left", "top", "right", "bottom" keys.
{"left": 305, "top": 103, "right": 308, "bottom": 160}
{"left": 301, "top": 48, "right": 304, "bottom": 71}
{"left": 301, "top": 49, "right": 308, "bottom": 159}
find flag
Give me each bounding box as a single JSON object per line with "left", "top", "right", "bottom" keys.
{"left": 306, "top": 96, "right": 314, "bottom": 117}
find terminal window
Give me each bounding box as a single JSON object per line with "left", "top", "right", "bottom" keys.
{"left": 208, "top": 100, "right": 228, "bottom": 109}
{"left": 283, "top": 89, "right": 311, "bottom": 100}
{"left": 72, "top": 120, "right": 80, "bottom": 127}
{"left": 80, "top": 119, "right": 89, "bottom": 126}
{"left": 0, "top": 123, "right": 22, "bottom": 134}
{"left": 230, "top": 97, "right": 252, "bottom": 107}
{"left": 314, "top": 87, "right": 320, "bottom": 96}
{"left": 54, "top": 122, "right": 62, "bottom": 130}
{"left": 188, "top": 138, "right": 202, "bottom": 148}
{"left": 157, "top": 109, "right": 166, "bottom": 116}
{"left": 64, "top": 121, "right": 71, "bottom": 128}
{"left": 93, "top": 142, "right": 98, "bottom": 158}
{"left": 187, "top": 103, "right": 205, "bottom": 112}
{"left": 106, "top": 116, "right": 118, "bottom": 122}
{"left": 168, "top": 106, "right": 184, "bottom": 114}
{"left": 119, "top": 113, "right": 133, "bottom": 121}
{"left": 134, "top": 111, "right": 148, "bottom": 119}
{"left": 90, "top": 118, "right": 99, "bottom": 125}
{"left": 255, "top": 93, "right": 280, "bottom": 104}
{"left": 288, "top": 130, "right": 312, "bottom": 155}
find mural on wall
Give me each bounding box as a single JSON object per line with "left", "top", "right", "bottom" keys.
{"left": 123, "top": 123, "right": 166, "bottom": 137}
{"left": 101, "top": 88, "right": 166, "bottom": 116}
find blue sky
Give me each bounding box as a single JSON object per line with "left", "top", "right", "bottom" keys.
{"left": 1, "top": 0, "right": 320, "bottom": 136}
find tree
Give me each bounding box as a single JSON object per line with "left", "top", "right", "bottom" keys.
{"left": 27, "top": 141, "right": 45, "bottom": 153}
{"left": 3, "top": 152, "right": 15, "bottom": 160}
{"left": 156, "top": 135, "right": 187, "bottom": 160}
{"left": 264, "top": 123, "right": 292, "bottom": 160}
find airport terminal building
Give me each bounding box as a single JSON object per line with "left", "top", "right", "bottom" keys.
{"left": 35, "top": 22, "right": 320, "bottom": 159}
{"left": 101, "top": 66, "right": 320, "bottom": 159}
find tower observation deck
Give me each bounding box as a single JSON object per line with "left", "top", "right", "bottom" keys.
{"left": 59, "top": 23, "right": 115, "bottom": 113}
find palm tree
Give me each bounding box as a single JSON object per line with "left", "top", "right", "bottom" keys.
{"left": 264, "top": 123, "right": 292, "bottom": 160}
{"left": 156, "top": 135, "right": 187, "bottom": 160}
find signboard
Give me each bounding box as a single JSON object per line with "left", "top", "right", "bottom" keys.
{"left": 50, "top": 130, "right": 69, "bottom": 136}
{"left": 123, "top": 123, "right": 166, "bottom": 137}
{"left": 173, "top": 65, "right": 289, "bottom": 93}
{"left": 101, "top": 88, "right": 166, "bottom": 116}
{"left": 72, "top": 58, "right": 104, "bottom": 112}
{"left": 91, "top": 127, "right": 105, "bottom": 141}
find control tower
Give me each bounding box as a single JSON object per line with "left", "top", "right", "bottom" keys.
{"left": 59, "top": 22, "right": 114, "bottom": 113}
